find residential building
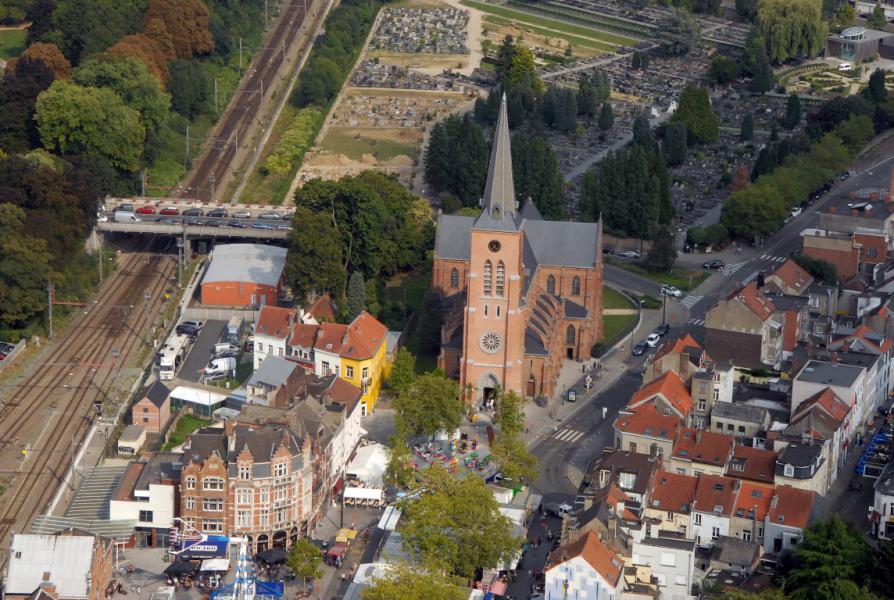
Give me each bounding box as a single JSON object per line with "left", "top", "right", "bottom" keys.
{"left": 544, "top": 531, "right": 623, "bottom": 600}
{"left": 627, "top": 370, "right": 693, "bottom": 424}
{"left": 109, "top": 452, "right": 181, "bottom": 547}
{"left": 725, "top": 445, "right": 777, "bottom": 484}
{"left": 645, "top": 471, "right": 698, "bottom": 538}
{"left": 131, "top": 380, "right": 171, "bottom": 434}
{"left": 774, "top": 442, "right": 832, "bottom": 496}
{"left": 705, "top": 282, "right": 782, "bottom": 370}
{"left": 691, "top": 475, "right": 738, "bottom": 548}
{"left": 300, "top": 293, "right": 338, "bottom": 325}
{"left": 631, "top": 535, "right": 696, "bottom": 598}
{"left": 764, "top": 486, "right": 817, "bottom": 553}
{"left": 728, "top": 481, "right": 774, "bottom": 544}
{"left": 770, "top": 295, "right": 809, "bottom": 361}
{"left": 830, "top": 326, "right": 893, "bottom": 417}
{"left": 253, "top": 305, "right": 295, "bottom": 370}
{"left": 872, "top": 461, "right": 894, "bottom": 539}
{"left": 584, "top": 451, "right": 659, "bottom": 505}
{"left": 246, "top": 356, "right": 303, "bottom": 408}
{"left": 313, "top": 322, "right": 346, "bottom": 378}
{"left": 785, "top": 387, "right": 851, "bottom": 480}
{"left": 803, "top": 230, "right": 861, "bottom": 283}
{"left": 614, "top": 403, "right": 681, "bottom": 460}
{"left": 5, "top": 532, "right": 114, "bottom": 600}
{"left": 669, "top": 429, "right": 735, "bottom": 477}
{"left": 337, "top": 312, "right": 390, "bottom": 414}
{"left": 710, "top": 403, "right": 771, "bottom": 441}
{"left": 288, "top": 322, "right": 319, "bottom": 370}
{"left": 179, "top": 429, "right": 229, "bottom": 537}
{"left": 764, "top": 259, "right": 814, "bottom": 296}
{"left": 690, "top": 363, "right": 734, "bottom": 430}
{"left": 432, "top": 95, "right": 604, "bottom": 405}
{"left": 709, "top": 536, "right": 761, "bottom": 575}
{"left": 791, "top": 360, "right": 866, "bottom": 426}
{"left": 643, "top": 333, "right": 708, "bottom": 384}
{"left": 575, "top": 484, "right": 644, "bottom": 549}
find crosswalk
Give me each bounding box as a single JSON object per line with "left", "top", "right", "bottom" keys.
{"left": 759, "top": 253, "right": 788, "bottom": 264}
{"left": 687, "top": 317, "right": 705, "bottom": 326}
{"left": 553, "top": 428, "right": 585, "bottom": 443}
{"left": 680, "top": 295, "right": 703, "bottom": 309}
{"left": 725, "top": 261, "right": 749, "bottom": 275}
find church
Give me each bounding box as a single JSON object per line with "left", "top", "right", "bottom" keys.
{"left": 432, "top": 95, "right": 605, "bottom": 405}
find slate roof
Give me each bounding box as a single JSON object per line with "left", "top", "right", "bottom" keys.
{"left": 248, "top": 355, "right": 298, "bottom": 388}
{"left": 546, "top": 531, "right": 623, "bottom": 587}
{"left": 524, "top": 328, "right": 549, "bottom": 356}
{"left": 434, "top": 214, "right": 475, "bottom": 260}
{"left": 796, "top": 360, "right": 863, "bottom": 388}
{"left": 144, "top": 380, "right": 170, "bottom": 408}
{"left": 711, "top": 536, "right": 760, "bottom": 568}
{"left": 711, "top": 402, "right": 769, "bottom": 425}
{"left": 230, "top": 424, "right": 302, "bottom": 463}
{"left": 476, "top": 94, "right": 519, "bottom": 231}
{"left": 520, "top": 197, "right": 543, "bottom": 221}
{"left": 564, "top": 298, "right": 589, "bottom": 319}
{"left": 184, "top": 430, "right": 227, "bottom": 463}
{"left": 777, "top": 443, "right": 822, "bottom": 468}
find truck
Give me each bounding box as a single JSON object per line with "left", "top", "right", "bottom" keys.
{"left": 158, "top": 333, "right": 192, "bottom": 380}
{"left": 226, "top": 316, "right": 243, "bottom": 342}
{"left": 204, "top": 356, "right": 236, "bottom": 378}
{"left": 114, "top": 211, "right": 141, "bottom": 223}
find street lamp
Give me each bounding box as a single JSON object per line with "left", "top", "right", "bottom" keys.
{"left": 46, "top": 283, "right": 54, "bottom": 338}
{"left": 176, "top": 238, "right": 184, "bottom": 288}
{"left": 144, "top": 290, "right": 152, "bottom": 346}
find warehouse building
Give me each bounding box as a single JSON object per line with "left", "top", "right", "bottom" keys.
{"left": 200, "top": 244, "right": 287, "bottom": 307}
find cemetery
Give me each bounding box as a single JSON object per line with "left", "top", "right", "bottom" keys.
{"left": 370, "top": 7, "right": 470, "bottom": 54}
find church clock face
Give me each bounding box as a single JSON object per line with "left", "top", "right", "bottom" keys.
{"left": 488, "top": 240, "right": 501, "bottom": 253}
{"left": 479, "top": 331, "right": 503, "bottom": 354}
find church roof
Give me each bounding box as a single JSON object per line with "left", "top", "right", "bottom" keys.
{"left": 475, "top": 93, "right": 519, "bottom": 231}
{"left": 520, "top": 197, "right": 543, "bottom": 221}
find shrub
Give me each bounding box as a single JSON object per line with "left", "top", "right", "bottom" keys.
{"left": 262, "top": 107, "right": 322, "bottom": 175}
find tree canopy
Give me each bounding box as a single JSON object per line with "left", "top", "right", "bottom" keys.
{"left": 49, "top": 0, "right": 147, "bottom": 64}
{"left": 286, "top": 539, "right": 323, "bottom": 586}
{"left": 0, "top": 203, "right": 54, "bottom": 330}
{"left": 394, "top": 372, "right": 464, "bottom": 439}
{"left": 362, "top": 564, "right": 467, "bottom": 600}
{"left": 425, "top": 114, "right": 489, "bottom": 208}
{"left": 756, "top": 0, "right": 827, "bottom": 63}
{"left": 672, "top": 84, "right": 719, "bottom": 143}
{"left": 510, "top": 130, "right": 566, "bottom": 219}
{"left": 285, "top": 206, "right": 346, "bottom": 305}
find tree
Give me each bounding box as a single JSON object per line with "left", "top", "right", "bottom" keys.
{"left": 491, "top": 433, "right": 538, "bottom": 482}
{"left": 735, "top": 0, "right": 758, "bottom": 21}
{"left": 394, "top": 372, "right": 464, "bottom": 440}
{"left": 835, "top": 2, "right": 855, "bottom": 28}
{"left": 731, "top": 164, "right": 749, "bottom": 192}
{"left": 663, "top": 121, "right": 688, "bottom": 166}
{"left": 740, "top": 113, "right": 755, "bottom": 141}
{"left": 836, "top": 114, "right": 875, "bottom": 152}
{"left": 73, "top": 55, "right": 170, "bottom": 133}
{"left": 387, "top": 347, "right": 416, "bottom": 396}
{"left": 0, "top": 203, "right": 54, "bottom": 330}
{"left": 645, "top": 225, "right": 677, "bottom": 272}
{"left": 362, "top": 563, "right": 467, "bottom": 600}
{"left": 867, "top": 68, "right": 888, "bottom": 105}
{"left": 745, "top": 31, "right": 775, "bottom": 92}
{"left": 107, "top": 33, "right": 171, "bottom": 85}
{"left": 511, "top": 131, "right": 566, "bottom": 219}
{"left": 577, "top": 77, "right": 599, "bottom": 118}
{"left": 0, "top": 0, "right": 28, "bottom": 24}
{"left": 495, "top": 35, "right": 515, "bottom": 85}
{"left": 598, "top": 101, "right": 614, "bottom": 130}
{"left": 868, "top": 1, "right": 887, "bottom": 29}
{"left": 871, "top": 539, "right": 894, "bottom": 597}
{"left": 384, "top": 434, "right": 416, "bottom": 488}
{"left": 657, "top": 9, "right": 700, "bottom": 56}
{"left": 399, "top": 466, "right": 521, "bottom": 578}
{"left": 494, "top": 390, "right": 525, "bottom": 436}
{"left": 424, "top": 115, "right": 489, "bottom": 207}
{"left": 672, "top": 84, "right": 719, "bottom": 143}
{"left": 756, "top": 0, "right": 827, "bottom": 63}
{"left": 784, "top": 517, "right": 873, "bottom": 600}
{"left": 721, "top": 185, "right": 788, "bottom": 240}
{"left": 784, "top": 93, "right": 802, "bottom": 129}
{"left": 25, "top": 0, "right": 56, "bottom": 45}
{"left": 36, "top": 80, "right": 145, "bottom": 171}
{"left": 51, "top": 0, "right": 146, "bottom": 63}
{"left": 346, "top": 271, "right": 367, "bottom": 321}
{"left": 709, "top": 55, "right": 741, "bottom": 85}
{"left": 168, "top": 59, "right": 210, "bottom": 119}
{"left": 556, "top": 88, "right": 578, "bottom": 133}
{"left": 286, "top": 539, "right": 323, "bottom": 590}
{"left": 508, "top": 45, "right": 540, "bottom": 92}
{"left": 285, "top": 206, "right": 346, "bottom": 305}
{"left": 5, "top": 42, "right": 70, "bottom": 79}
{"left": 0, "top": 57, "right": 55, "bottom": 154}
{"left": 793, "top": 253, "right": 838, "bottom": 285}
{"left": 415, "top": 289, "right": 444, "bottom": 356}
{"left": 144, "top": 0, "right": 215, "bottom": 59}
{"left": 632, "top": 113, "right": 654, "bottom": 150}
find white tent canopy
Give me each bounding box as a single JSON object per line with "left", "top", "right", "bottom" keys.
{"left": 344, "top": 486, "right": 383, "bottom": 501}
{"left": 200, "top": 558, "right": 230, "bottom": 572}
{"left": 346, "top": 443, "right": 389, "bottom": 488}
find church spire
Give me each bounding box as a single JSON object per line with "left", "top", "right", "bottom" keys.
{"left": 482, "top": 93, "right": 516, "bottom": 221}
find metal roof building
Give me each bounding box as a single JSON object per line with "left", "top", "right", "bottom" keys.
{"left": 200, "top": 244, "right": 287, "bottom": 307}
{"left": 6, "top": 534, "right": 95, "bottom": 599}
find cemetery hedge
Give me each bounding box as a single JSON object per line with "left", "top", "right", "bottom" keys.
{"left": 261, "top": 107, "right": 323, "bottom": 175}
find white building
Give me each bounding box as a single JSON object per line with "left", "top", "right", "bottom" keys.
{"left": 791, "top": 360, "right": 866, "bottom": 427}
{"left": 544, "top": 531, "right": 623, "bottom": 600}
{"left": 253, "top": 306, "right": 295, "bottom": 370}
{"left": 632, "top": 535, "right": 696, "bottom": 600}
{"left": 313, "top": 322, "right": 346, "bottom": 378}
{"left": 873, "top": 462, "right": 894, "bottom": 540}
{"left": 108, "top": 453, "right": 180, "bottom": 547}
{"left": 691, "top": 475, "right": 737, "bottom": 548}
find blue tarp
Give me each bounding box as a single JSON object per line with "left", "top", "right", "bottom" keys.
{"left": 212, "top": 581, "right": 283, "bottom": 599}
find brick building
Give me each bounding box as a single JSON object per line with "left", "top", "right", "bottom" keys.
{"left": 200, "top": 244, "right": 287, "bottom": 307}
{"left": 431, "top": 95, "right": 604, "bottom": 404}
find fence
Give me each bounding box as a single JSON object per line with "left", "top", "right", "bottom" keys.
{"left": 592, "top": 284, "right": 642, "bottom": 358}
{"left": 0, "top": 339, "right": 26, "bottom": 373}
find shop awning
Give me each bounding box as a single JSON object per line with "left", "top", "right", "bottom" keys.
{"left": 344, "top": 486, "right": 383, "bottom": 501}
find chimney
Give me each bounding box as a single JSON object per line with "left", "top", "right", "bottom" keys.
{"left": 830, "top": 206, "right": 838, "bottom": 213}
{"left": 225, "top": 419, "right": 236, "bottom": 436}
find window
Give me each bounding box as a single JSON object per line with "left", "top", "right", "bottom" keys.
{"left": 322, "top": 361, "right": 329, "bottom": 374}
{"left": 628, "top": 442, "right": 637, "bottom": 453}
{"left": 571, "top": 276, "right": 581, "bottom": 296}
{"left": 660, "top": 552, "right": 676, "bottom": 567}
{"left": 345, "top": 366, "right": 354, "bottom": 379}
{"left": 236, "top": 489, "right": 252, "bottom": 505}
{"left": 362, "top": 367, "right": 369, "bottom": 381}
{"left": 239, "top": 464, "right": 250, "bottom": 480}
{"left": 450, "top": 268, "right": 459, "bottom": 288}
{"left": 694, "top": 513, "right": 702, "bottom": 525}
{"left": 203, "top": 498, "right": 224, "bottom": 512}
{"left": 618, "top": 472, "right": 636, "bottom": 490}
{"left": 715, "top": 422, "right": 722, "bottom": 430}
{"left": 496, "top": 261, "right": 505, "bottom": 297}
{"left": 203, "top": 519, "right": 224, "bottom": 533}
{"left": 667, "top": 511, "right": 673, "bottom": 521}
{"left": 185, "top": 496, "right": 195, "bottom": 510}
{"left": 743, "top": 530, "right": 752, "bottom": 542}
{"left": 868, "top": 247, "right": 878, "bottom": 258}
{"left": 808, "top": 295, "right": 819, "bottom": 308}
{"left": 496, "top": 306, "right": 501, "bottom": 317}
{"left": 698, "top": 400, "right": 707, "bottom": 411}
{"left": 142, "top": 407, "right": 149, "bottom": 413}
{"left": 758, "top": 526, "right": 764, "bottom": 538}
{"left": 483, "top": 261, "right": 493, "bottom": 296}
{"left": 274, "top": 508, "right": 289, "bottom": 525}
{"left": 784, "top": 464, "right": 795, "bottom": 477}
{"left": 139, "top": 510, "right": 154, "bottom": 522}
{"left": 274, "top": 461, "right": 288, "bottom": 477}
{"left": 738, "top": 425, "right": 746, "bottom": 433}
{"left": 185, "top": 476, "right": 196, "bottom": 490}
{"left": 546, "top": 275, "right": 555, "bottom": 295}
{"left": 712, "top": 527, "right": 720, "bottom": 540}
{"left": 260, "top": 490, "right": 269, "bottom": 504}
{"left": 566, "top": 325, "right": 576, "bottom": 345}
{"left": 143, "top": 417, "right": 149, "bottom": 423}
{"left": 260, "top": 508, "right": 269, "bottom": 527}
{"left": 236, "top": 510, "right": 251, "bottom": 528}
{"left": 484, "top": 305, "right": 488, "bottom": 316}
{"left": 727, "top": 424, "right": 734, "bottom": 432}
{"left": 203, "top": 478, "right": 224, "bottom": 491}
{"left": 713, "top": 388, "right": 720, "bottom": 401}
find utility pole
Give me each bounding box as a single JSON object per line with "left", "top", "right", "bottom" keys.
{"left": 239, "top": 38, "right": 243, "bottom": 72}
{"left": 176, "top": 238, "right": 184, "bottom": 288}
{"left": 264, "top": 0, "right": 269, "bottom": 29}
{"left": 98, "top": 244, "right": 103, "bottom": 285}
{"left": 214, "top": 78, "right": 219, "bottom": 115}
{"left": 662, "top": 293, "right": 667, "bottom": 326}
{"left": 184, "top": 124, "right": 190, "bottom": 168}
{"left": 141, "top": 169, "right": 146, "bottom": 202}
{"left": 144, "top": 290, "right": 152, "bottom": 346}
{"left": 46, "top": 283, "right": 54, "bottom": 339}
{"left": 209, "top": 176, "right": 216, "bottom": 203}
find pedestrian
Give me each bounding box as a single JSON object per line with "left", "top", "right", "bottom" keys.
{"left": 602, "top": 406, "right": 607, "bottom": 419}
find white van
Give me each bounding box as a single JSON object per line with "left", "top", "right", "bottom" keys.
{"left": 839, "top": 62, "right": 852, "bottom": 71}
{"left": 205, "top": 356, "right": 236, "bottom": 377}
{"left": 114, "top": 211, "right": 141, "bottom": 223}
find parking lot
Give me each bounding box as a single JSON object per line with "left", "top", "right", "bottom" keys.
{"left": 178, "top": 320, "right": 227, "bottom": 383}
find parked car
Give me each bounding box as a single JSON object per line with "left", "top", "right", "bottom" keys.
{"left": 114, "top": 211, "right": 140, "bottom": 223}
{"left": 136, "top": 205, "right": 157, "bottom": 215}
{"left": 207, "top": 208, "right": 228, "bottom": 218}
{"left": 645, "top": 333, "right": 661, "bottom": 347}
{"left": 232, "top": 209, "right": 252, "bottom": 218}
{"left": 544, "top": 502, "right": 573, "bottom": 517}
{"left": 114, "top": 203, "right": 134, "bottom": 212}
{"left": 660, "top": 284, "right": 682, "bottom": 298}
{"left": 275, "top": 224, "right": 292, "bottom": 230}
{"left": 632, "top": 341, "right": 647, "bottom": 356}
{"left": 159, "top": 207, "right": 180, "bottom": 215}
{"left": 619, "top": 249, "right": 640, "bottom": 259}
{"left": 182, "top": 208, "right": 204, "bottom": 217}
{"left": 654, "top": 323, "right": 670, "bottom": 337}
{"left": 184, "top": 217, "right": 202, "bottom": 226}
{"left": 176, "top": 320, "right": 204, "bottom": 337}
{"left": 281, "top": 211, "right": 295, "bottom": 220}
{"left": 251, "top": 222, "right": 274, "bottom": 230}
{"left": 155, "top": 217, "right": 176, "bottom": 224}
{"left": 703, "top": 259, "right": 725, "bottom": 270}
{"left": 790, "top": 206, "right": 802, "bottom": 218}
{"left": 257, "top": 211, "right": 281, "bottom": 220}
{"left": 602, "top": 245, "right": 615, "bottom": 255}
{"left": 227, "top": 220, "right": 247, "bottom": 228}
{"left": 205, "top": 219, "right": 223, "bottom": 227}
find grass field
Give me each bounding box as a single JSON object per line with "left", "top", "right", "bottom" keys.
{"left": 163, "top": 414, "right": 213, "bottom": 451}
{"left": 602, "top": 313, "right": 635, "bottom": 343}
{"left": 0, "top": 29, "right": 26, "bottom": 62}
{"left": 320, "top": 129, "right": 416, "bottom": 161}
{"left": 602, "top": 286, "right": 636, "bottom": 310}
{"left": 462, "top": 0, "right": 638, "bottom": 46}
{"left": 608, "top": 259, "right": 710, "bottom": 292}
{"left": 483, "top": 15, "right": 615, "bottom": 52}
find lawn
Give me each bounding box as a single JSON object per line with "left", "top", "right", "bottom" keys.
{"left": 484, "top": 15, "right": 617, "bottom": 52}
{"left": 608, "top": 258, "right": 710, "bottom": 292}
{"left": 602, "top": 313, "right": 635, "bottom": 344}
{"left": 320, "top": 130, "right": 416, "bottom": 161}
{"left": 602, "top": 285, "right": 635, "bottom": 310}
{"left": 163, "top": 414, "right": 213, "bottom": 450}
{"left": 462, "top": 0, "right": 638, "bottom": 45}
{"left": 0, "top": 29, "right": 26, "bottom": 62}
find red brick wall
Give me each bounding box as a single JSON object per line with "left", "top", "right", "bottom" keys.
{"left": 131, "top": 397, "right": 170, "bottom": 434}
{"left": 802, "top": 246, "right": 858, "bottom": 281}
{"left": 432, "top": 258, "right": 469, "bottom": 298}
{"left": 855, "top": 232, "right": 887, "bottom": 265}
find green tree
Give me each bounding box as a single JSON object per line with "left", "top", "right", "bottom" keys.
{"left": 645, "top": 225, "right": 677, "bottom": 272}
{"left": 735, "top": 0, "right": 758, "bottom": 21}
{"left": 387, "top": 347, "right": 416, "bottom": 396}
{"left": 50, "top": 0, "right": 146, "bottom": 63}
{"left": 740, "top": 113, "right": 755, "bottom": 141}
{"left": 424, "top": 115, "right": 489, "bottom": 207}
{"left": 285, "top": 206, "right": 346, "bottom": 305}
{"left": 508, "top": 45, "right": 540, "bottom": 92}
{"left": 0, "top": 0, "right": 28, "bottom": 23}
{"left": 577, "top": 78, "right": 599, "bottom": 117}
{"left": 746, "top": 31, "right": 775, "bottom": 92}
{"left": 793, "top": 253, "right": 838, "bottom": 285}
{"left": 632, "top": 113, "right": 654, "bottom": 150}
{"left": 663, "top": 121, "right": 688, "bottom": 166}
{"left": 511, "top": 131, "right": 566, "bottom": 219}
{"left": 495, "top": 35, "right": 515, "bottom": 84}
{"left": 169, "top": 59, "right": 209, "bottom": 119}
{"left": 868, "top": 1, "right": 887, "bottom": 29}
{"left": 491, "top": 433, "right": 538, "bottom": 482}
{"left": 598, "top": 101, "right": 614, "bottom": 130}
{"left": 721, "top": 185, "right": 788, "bottom": 240}
{"left": 867, "top": 68, "right": 888, "bottom": 105}
{"left": 0, "top": 56, "right": 55, "bottom": 154}
{"left": 0, "top": 203, "right": 54, "bottom": 330}
{"left": 672, "top": 84, "right": 719, "bottom": 143}
{"left": 346, "top": 271, "right": 367, "bottom": 321}
{"left": 756, "top": 0, "right": 827, "bottom": 62}
{"left": 784, "top": 93, "right": 802, "bottom": 130}
{"left": 835, "top": 2, "right": 855, "bottom": 28}
{"left": 399, "top": 465, "right": 521, "bottom": 578}
{"left": 73, "top": 55, "right": 170, "bottom": 133}
{"left": 784, "top": 517, "right": 873, "bottom": 600}
{"left": 384, "top": 434, "right": 416, "bottom": 488}
{"left": 709, "top": 55, "right": 741, "bottom": 84}
{"left": 394, "top": 372, "right": 464, "bottom": 439}
{"left": 657, "top": 9, "right": 700, "bottom": 56}
{"left": 286, "top": 539, "right": 323, "bottom": 589}
{"left": 363, "top": 563, "right": 466, "bottom": 600}
{"left": 494, "top": 390, "right": 525, "bottom": 436}
{"left": 835, "top": 114, "right": 875, "bottom": 152}
{"left": 871, "top": 538, "right": 894, "bottom": 597}
{"left": 36, "top": 80, "right": 145, "bottom": 171}
{"left": 416, "top": 289, "right": 444, "bottom": 356}
{"left": 556, "top": 88, "right": 578, "bottom": 133}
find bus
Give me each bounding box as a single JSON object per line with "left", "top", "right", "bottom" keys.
{"left": 158, "top": 333, "right": 192, "bottom": 380}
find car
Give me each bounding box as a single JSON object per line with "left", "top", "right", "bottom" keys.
{"left": 251, "top": 222, "right": 274, "bottom": 230}
{"left": 275, "top": 224, "right": 292, "bottom": 230}
{"left": 213, "top": 350, "right": 239, "bottom": 360}
{"left": 281, "top": 211, "right": 295, "bottom": 220}
{"left": 602, "top": 245, "right": 615, "bottom": 255}
{"left": 645, "top": 333, "right": 661, "bottom": 347}
{"left": 181, "top": 320, "right": 204, "bottom": 330}
{"left": 182, "top": 208, "right": 204, "bottom": 217}
{"left": 790, "top": 206, "right": 802, "bottom": 218}
{"left": 114, "top": 203, "right": 134, "bottom": 212}
{"left": 654, "top": 323, "right": 670, "bottom": 337}
{"left": 703, "top": 259, "right": 725, "bottom": 270}
{"left": 257, "top": 211, "right": 281, "bottom": 220}
{"left": 619, "top": 249, "right": 640, "bottom": 259}
{"left": 660, "top": 284, "right": 682, "bottom": 298}
{"left": 184, "top": 217, "right": 202, "bottom": 226}
{"left": 544, "top": 502, "right": 573, "bottom": 517}
{"left": 227, "top": 220, "right": 247, "bottom": 228}
{"left": 155, "top": 217, "right": 176, "bottom": 224}
{"left": 232, "top": 209, "right": 252, "bottom": 218}
{"left": 207, "top": 208, "right": 228, "bottom": 218}
{"left": 632, "top": 341, "right": 647, "bottom": 356}
{"left": 176, "top": 320, "right": 204, "bottom": 337}
{"left": 205, "top": 219, "right": 223, "bottom": 227}
{"left": 159, "top": 207, "right": 180, "bottom": 215}
{"left": 136, "top": 205, "right": 157, "bottom": 215}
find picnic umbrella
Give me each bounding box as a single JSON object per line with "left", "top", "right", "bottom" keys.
{"left": 164, "top": 560, "right": 199, "bottom": 577}
{"left": 256, "top": 547, "right": 288, "bottom": 564}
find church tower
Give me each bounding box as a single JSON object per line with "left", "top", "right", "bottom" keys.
{"left": 460, "top": 95, "right": 527, "bottom": 402}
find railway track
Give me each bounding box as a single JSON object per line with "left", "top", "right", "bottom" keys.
{"left": 176, "top": 1, "right": 309, "bottom": 203}
{"left": 0, "top": 249, "right": 176, "bottom": 565}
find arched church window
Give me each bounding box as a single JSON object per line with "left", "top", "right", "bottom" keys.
{"left": 572, "top": 276, "right": 581, "bottom": 296}
{"left": 546, "top": 275, "right": 555, "bottom": 295}
{"left": 450, "top": 268, "right": 459, "bottom": 288}
{"left": 496, "top": 261, "right": 505, "bottom": 297}
{"left": 566, "top": 324, "right": 576, "bottom": 345}
{"left": 484, "top": 261, "right": 492, "bottom": 296}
